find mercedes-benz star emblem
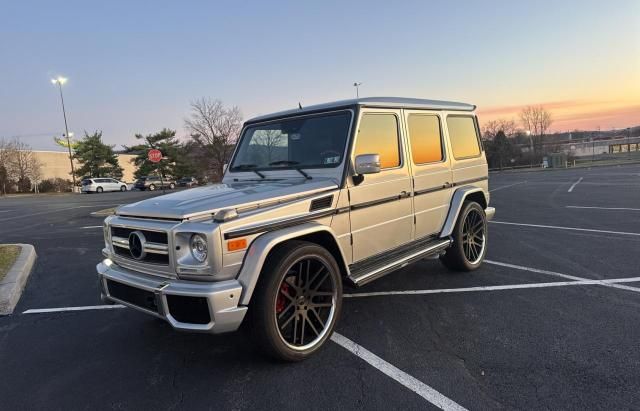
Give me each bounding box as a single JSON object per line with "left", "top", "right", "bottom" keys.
{"left": 128, "top": 231, "right": 147, "bottom": 260}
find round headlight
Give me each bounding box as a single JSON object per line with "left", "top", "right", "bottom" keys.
{"left": 190, "top": 234, "right": 208, "bottom": 263}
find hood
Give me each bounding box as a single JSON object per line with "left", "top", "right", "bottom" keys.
{"left": 116, "top": 178, "right": 338, "bottom": 220}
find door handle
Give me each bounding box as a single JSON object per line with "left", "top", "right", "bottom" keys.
{"left": 399, "top": 191, "right": 410, "bottom": 198}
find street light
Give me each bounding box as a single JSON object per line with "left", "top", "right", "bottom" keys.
{"left": 51, "top": 76, "right": 76, "bottom": 190}
{"left": 353, "top": 82, "right": 362, "bottom": 98}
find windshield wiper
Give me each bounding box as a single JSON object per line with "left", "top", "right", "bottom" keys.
{"left": 268, "top": 160, "right": 311, "bottom": 180}
{"left": 232, "top": 164, "right": 265, "bottom": 179}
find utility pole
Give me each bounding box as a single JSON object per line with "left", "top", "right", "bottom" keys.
{"left": 51, "top": 77, "right": 77, "bottom": 190}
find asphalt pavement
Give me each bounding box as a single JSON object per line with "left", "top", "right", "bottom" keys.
{"left": 1, "top": 165, "right": 639, "bottom": 410}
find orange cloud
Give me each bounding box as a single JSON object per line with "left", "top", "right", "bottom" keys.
{"left": 477, "top": 100, "right": 640, "bottom": 132}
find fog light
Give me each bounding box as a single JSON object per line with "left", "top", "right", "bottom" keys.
{"left": 190, "top": 234, "right": 208, "bottom": 263}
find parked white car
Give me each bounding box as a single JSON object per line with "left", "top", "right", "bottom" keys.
{"left": 82, "top": 178, "right": 128, "bottom": 193}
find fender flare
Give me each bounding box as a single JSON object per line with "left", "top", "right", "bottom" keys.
{"left": 236, "top": 222, "right": 347, "bottom": 306}
{"left": 439, "top": 186, "right": 488, "bottom": 238}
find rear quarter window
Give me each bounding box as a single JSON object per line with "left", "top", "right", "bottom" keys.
{"left": 447, "top": 116, "right": 481, "bottom": 159}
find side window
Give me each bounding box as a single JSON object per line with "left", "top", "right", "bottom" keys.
{"left": 407, "top": 114, "right": 443, "bottom": 164}
{"left": 355, "top": 114, "right": 400, "bottom": 169}
{"left": 447, "top": 116, "right": 481, "bottom": 159}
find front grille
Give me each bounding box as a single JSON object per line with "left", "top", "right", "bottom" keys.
{"left": 106, "top": 280, "right": 159, "bottom": 313}
{"left": 111, "top": 227, "right": 167, "bottom": 244}
{"left": 110, "top": 226, "right": 169, "bottom": 265}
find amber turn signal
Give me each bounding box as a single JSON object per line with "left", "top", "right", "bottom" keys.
{"left": 227, "top": 238, "right": 247, "bottom": 252}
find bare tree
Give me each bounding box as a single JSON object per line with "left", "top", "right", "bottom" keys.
{"left": 520, "top": 106, "right": 553, "bottom": 159}
{"left": 184, "top": 98, "right": 243, "bottom": 180}
{"left": 482, "top": 119, "right": 517, "bottom": 140}
{"left": 29, "top": 157, "right": 44, "bottom": 193}
{"left": 0, "top": 138, "right": 17, "bottom": 194}
{"left": 10, "top": 139, "right": 35, "bottom": 192}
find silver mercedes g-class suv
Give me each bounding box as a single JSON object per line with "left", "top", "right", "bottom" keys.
{"left": 97, "top": 97, "right": 494, "bottom": 361}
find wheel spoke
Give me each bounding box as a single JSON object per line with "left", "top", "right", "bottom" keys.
{"left": 312, "top": 272, "right": 330, "bottom": 291}
{"left": 305, "top": 315, "right": 320, "bottom": 336}
{"left": 279, "top": 310, "right": 296, "bottom": 330}
{"left": 299, "top": 315, "right": 306, "bottom": 345}
{"left": 310, "top": 307, "right": 326, "bottom": 328}
{"left": 277, "top": 302, "right": 295, "bottom": 320}
{"left": 307, "top": 266, "right": 326, "bottom": 290}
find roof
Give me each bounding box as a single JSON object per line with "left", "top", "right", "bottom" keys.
{"left": 246, "top": 97, "right": 476, "bottom": 123}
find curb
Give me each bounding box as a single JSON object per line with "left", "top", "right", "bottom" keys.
{"left": 0, "top": 244, "right": 37, "bottom": 315}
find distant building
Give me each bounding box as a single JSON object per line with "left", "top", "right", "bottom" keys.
{"left": 559, "top": 136, "right": 640, "bottom": 157}
{"left": 33, "top": 150, "right": 138, "bottom": 182}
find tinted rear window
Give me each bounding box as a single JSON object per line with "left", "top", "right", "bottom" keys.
{"left": 447, "top": 116, "right": 481, "bottom": 159}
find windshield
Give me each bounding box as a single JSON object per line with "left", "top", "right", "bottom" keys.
{"left": 230, "top": 111, "right": 352, "bottom": 172}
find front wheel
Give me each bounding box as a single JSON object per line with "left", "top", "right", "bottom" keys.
{"left": 120, "top": 185, "right": 127, "bottom": 192}
{"left": 169, "top": 183, "right": 175, "bottom": 189}
{"left": 249, "top": 241, "right": 342, "bottom": 362}
{"left": 148, "top": 184, "right": 156, "bottom": 191}
{"left": 440, "top": 201, "right": 487, "bottom": 271}
{"left": 96, "top": 187, "right": 103, "bottom": 193}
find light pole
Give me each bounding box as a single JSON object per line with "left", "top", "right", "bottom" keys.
{"left": 51, "top": 76, "right": 77, "bottom": 190}
{"left": 353, "top": 82, "right": 362, "bottom": 98}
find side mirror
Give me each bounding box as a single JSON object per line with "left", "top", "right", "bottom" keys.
{"left": 354, "top": 154, "right": 381, "bottom": 175}
{"left": 222, "top": 163, "right": 228, "bottom": 173}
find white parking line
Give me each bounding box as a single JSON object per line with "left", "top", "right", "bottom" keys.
{"left": 489, "top": 181, "right": 526, "bottom": 192}
{"left": 567, "top": 177, "right": 583, "bottom": 192}
{"left": 485, "top": 260, "right": 640, "bottom": 293}
{"left": 489, "top": 220, "right": 640, "bottom": 237}
{"left": 331, "top": 332, "right": 468, "bottom": 411}
{"left": 566, "top": 205, "right": 640, "bottom": 211}
{"left": 344, "top": 277, "right": 640, "bottom": 298}
{"left": 23, "top": 304, "right": 125, "bottom": 314}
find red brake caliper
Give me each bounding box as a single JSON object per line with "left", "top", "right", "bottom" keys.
{"left": 276, "top": 282, "right": 290, "bottom": 314}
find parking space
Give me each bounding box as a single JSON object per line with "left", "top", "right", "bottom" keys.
{"left": 1, "top": 164, "right": 639, "bottom": 409}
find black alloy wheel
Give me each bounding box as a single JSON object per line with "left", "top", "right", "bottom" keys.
{"left": 440, "top": 201, "right": 487, "bottom": 271}
{"left": 249, "top": 241, "right": 342, "bottom": 361}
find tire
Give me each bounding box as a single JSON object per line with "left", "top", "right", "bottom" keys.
{"left": 148, "top": 184, "right": 156, "bottom": 191}
{"left": 440, "top": 201, "right": 487, "bottom": 271}
{"left": 120, "top": 185, "right": 127, "bottom": 192}
{"left": 248, "top": 241, "right": 343, "bottom": 362}
{"left": 96, "top": 186, "right": 103, "bottom": 193}
{"left": 169, "top": 183, "right": 175, "bottom": 189}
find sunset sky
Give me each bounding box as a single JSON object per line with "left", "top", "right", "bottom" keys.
{"left": 1, "top": 0, "right": 638, "bottom": 150}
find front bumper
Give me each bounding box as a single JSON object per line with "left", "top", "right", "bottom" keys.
{"left": 97, "top": 259, "right": 247, "bottom": 334}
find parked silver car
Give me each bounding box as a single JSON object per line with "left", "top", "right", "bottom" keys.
{"left": 82, "top": 178, "right": 128, "bottom": 193}
{"left": 97, "top": 97, "right": 495, "bottom": 361}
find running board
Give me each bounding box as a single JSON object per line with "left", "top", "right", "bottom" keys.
{"left": 348, "top": 237, "right": 452, "bottom": 286}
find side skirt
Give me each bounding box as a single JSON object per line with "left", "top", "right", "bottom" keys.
{"left": 348, "top": 236, "right": 452, "bottom": 286}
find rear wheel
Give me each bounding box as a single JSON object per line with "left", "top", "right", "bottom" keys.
{"left": 440, "top": 201, "right": 487, "bottom": 271}
{"left": 169, "top": 183, "right": 175, "bottom": 189}
{"left": 120, "top": 185, "right": 127, "bottom": 192}
{"left": 249, "top": 241, "right": 342, "bottom": 361}
{"left": 148, "top": 184, "right": 156, "bottom": 191}
{"left": 96, "top": 186, "right": 103, "bottom": 193}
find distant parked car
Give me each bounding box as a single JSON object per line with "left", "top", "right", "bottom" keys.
{"left": 81, "top": 178, "right": 128, "bottom": 193}
{"left": 134, "top": 176, "right": 176, "bottom": 191}
{"left": 177, "top": 177, "right": 198, "bottom": 188}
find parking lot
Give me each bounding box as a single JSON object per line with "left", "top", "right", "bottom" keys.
{"left": 1, "top": 164, "right": 639, "bottom": 410}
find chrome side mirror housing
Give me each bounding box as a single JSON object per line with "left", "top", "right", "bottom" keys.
{"left": 354, "top": 154, "right": 381, "bottom": 175}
